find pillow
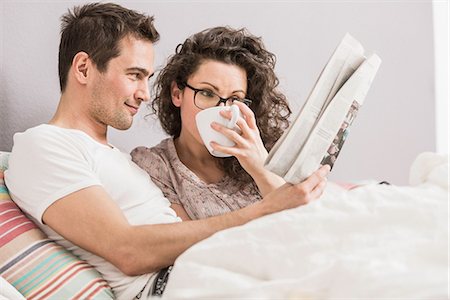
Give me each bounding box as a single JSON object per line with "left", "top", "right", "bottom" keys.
{"left": 0, "top": 151, "right": 9, "bottom": 172}
{"left": 0, "top": 171, "right": 114, "bottom": 299}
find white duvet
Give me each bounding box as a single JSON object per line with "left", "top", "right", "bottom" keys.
{"left": 164, "top": 152, "right": 449, "bottom": 299}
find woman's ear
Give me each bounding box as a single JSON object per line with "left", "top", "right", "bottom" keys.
{"left": 171, "top": 81, "right": 183, "bottom": 107}
{"left": 72, "top": 52, "right": 90, "bottom": 85}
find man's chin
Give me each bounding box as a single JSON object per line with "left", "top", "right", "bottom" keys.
{"left": 110, "top": 119, "right": 133, "bottom": 130}
{"left": 114, "top": 124, "right": 133, "bottom": 131}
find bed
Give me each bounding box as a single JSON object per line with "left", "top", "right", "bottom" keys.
{"left": 163, "top": 152, "right": 448, "bottom": 299}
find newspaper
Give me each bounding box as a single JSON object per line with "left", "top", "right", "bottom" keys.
{"left": 264, "top": 33, "right": 381, "bottom": 184}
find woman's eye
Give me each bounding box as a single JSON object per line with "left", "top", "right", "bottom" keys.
{"left": 200, "top": 90, "right": 215, "bottom": 98}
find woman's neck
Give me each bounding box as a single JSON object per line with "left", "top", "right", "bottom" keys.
{"left": 174, "top": 133, "right": 225, "bottom": 184}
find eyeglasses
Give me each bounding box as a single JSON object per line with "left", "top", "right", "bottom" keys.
{"left": 182, "top": 82, "right": 252, "bottom": 110}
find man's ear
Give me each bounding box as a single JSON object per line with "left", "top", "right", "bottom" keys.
{"left": 72, "top": 52, "right": 90, "bottom": 85}
{"left": 171, "top": 81, "right": 183, "bottom": 107}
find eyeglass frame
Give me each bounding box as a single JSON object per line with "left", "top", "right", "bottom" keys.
{"left": 181, "top": 82, "right": 252, "bottom": 110}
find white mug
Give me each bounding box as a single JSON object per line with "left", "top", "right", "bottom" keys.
{"left": 195, "top": 104, "right": 241, "bottom": 157}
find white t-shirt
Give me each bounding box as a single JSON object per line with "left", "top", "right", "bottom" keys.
{"left": 5, "top": 124, "right": 181, "bottom": 300}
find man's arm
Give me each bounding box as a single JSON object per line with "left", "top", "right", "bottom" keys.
{"left": 43, "top": 165, "right": 329, "bottom": 276}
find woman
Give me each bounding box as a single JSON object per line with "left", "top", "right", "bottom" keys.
{"left": 131, "top": 26, "right": 291, "bottom": 220}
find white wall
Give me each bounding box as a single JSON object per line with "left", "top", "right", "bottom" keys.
{"left": 433, "top": 0, "right": 449, "bottom": 154}
{"left": 0, "top": 0, "right": 440, "bottom": 185}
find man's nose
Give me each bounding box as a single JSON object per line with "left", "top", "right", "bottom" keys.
{"left": 136, "top": 81, "right": 150, "bottom": 102}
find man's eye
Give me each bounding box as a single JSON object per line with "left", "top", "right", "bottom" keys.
{"left": 130, "top": 73, "right": 140, "bottom": 79}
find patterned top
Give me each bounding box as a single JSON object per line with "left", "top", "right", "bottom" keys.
{"left": 131, "top": 138, "right": 262, "bottom": 219}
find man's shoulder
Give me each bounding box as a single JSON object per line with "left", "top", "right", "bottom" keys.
{"left": 13, "top": 124, "right": 81, "bottom": 150}
{"left": 13, "top": 124, "right": 57, "bottom": 149}
{"left": 15, "top": 123, "right": 54, "bottom": 138}
{"left": 9, "top": 124, "right": 103, "bottom": 169}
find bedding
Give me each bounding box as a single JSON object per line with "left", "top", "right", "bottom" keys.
{"left": 164, "top": 152, "right": 448, "bottom": 299}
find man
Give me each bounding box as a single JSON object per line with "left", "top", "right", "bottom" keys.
{"left": 5, "top": 3, "right": 329, "bottom": 299}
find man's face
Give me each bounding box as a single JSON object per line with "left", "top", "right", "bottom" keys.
{"left": 88, "top": 36, "right": 154, "bottom": 130}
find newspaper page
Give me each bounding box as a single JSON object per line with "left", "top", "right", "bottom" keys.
{"left": 265, "top": 33, "right": 365, "bottom": 177}
{"left": 283, "top": 54, "right": 381, "bottom": 183}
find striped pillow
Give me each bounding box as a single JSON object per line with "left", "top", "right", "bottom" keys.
{"left": 0, "top": 173, "right": 114, "bottom": 299}
{"left": 0, "top": 152, "right": 8, "bottom": 172}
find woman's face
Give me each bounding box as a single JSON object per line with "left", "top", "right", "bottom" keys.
{"left": 172, "top": 59, "right": 247, "bottom": 149}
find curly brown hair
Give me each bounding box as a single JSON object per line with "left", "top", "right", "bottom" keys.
{"left": 152, "top": 26, "right": 291, "bottom": 183}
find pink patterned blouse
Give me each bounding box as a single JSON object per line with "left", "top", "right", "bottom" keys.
{"left": 131, "top": 138, "right": 262, "bottom": 220}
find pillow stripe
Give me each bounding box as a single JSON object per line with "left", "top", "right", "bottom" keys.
{"left": 0, "top": 202, "right": 37, "bottom": 247}
{"left": 28, "top": 262, "right": 88, "bottom": 298}
{"left": 18, "top": 251, "right": 74, "bottom": 293}
{"left": 0, "top": 221, "right": 36, "bottom": 247}
{"left": 0, "top": 213, "right": 33, "bottom": 233}
{"left": 80, "top": 281, "right": 113, "bottom": 299}
{"left": 43, "top": 278, "right": 114, "bottom": 300}
{"left": 0, "top": 185, "right": 8, "bottom": 194}
{"left": 33, "top": 264, "right": 98, "bottom": 299}
{"left": 0, "top": 239, "right": 53, "bottom": 274}
{"left": 0, "top": 214, "right": 27, "bottom": 228}
{"left": 75, "top": 278, "right": 109, "bottom": 299}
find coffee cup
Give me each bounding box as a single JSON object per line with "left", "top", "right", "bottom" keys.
{"left": 195, "top": 104, "right": 241, "bottom": 157}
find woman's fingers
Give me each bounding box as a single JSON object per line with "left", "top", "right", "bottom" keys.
{"left": 295, "top": 165, "right": 330, "bottom": 194}
{"left": 219, "top": 102, "right": 258, "bottom": 131}
{"left": 211, "top": 103, "right": 267, "bottom": 174}
{"left": 209, "top": 141, "right": 239, "bottom": 157}
{"left": 210, "top": 121, "right": 247, "bottom": 146}
{"left": 233, "top": 101, "right": 257, "bottom": 129}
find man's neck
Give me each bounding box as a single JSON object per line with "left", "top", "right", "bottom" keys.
{"left": 49, "top": 95, "right": 109, "bottom": 146}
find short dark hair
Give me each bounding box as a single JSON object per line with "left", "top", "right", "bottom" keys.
{"left": 58, "top": 2, "right": 159, "bottom": 92}
{"left": 153, "top": 26, "right": 291, "bottom": 183}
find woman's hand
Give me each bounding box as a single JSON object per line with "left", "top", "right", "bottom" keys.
{"left": 261, "top": 165, "right": 330, "bottom": 211}
{"left": 210, "top": 101, "right": 285, "bottom": 195}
